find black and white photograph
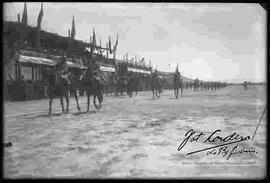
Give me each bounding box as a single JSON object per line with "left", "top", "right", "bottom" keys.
{"left": 3, "top": 3, "right": 267, "bottom": 178}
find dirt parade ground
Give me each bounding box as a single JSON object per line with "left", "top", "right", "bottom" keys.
{"left": 3, "top": 85, "right": 266, "bottom": 178}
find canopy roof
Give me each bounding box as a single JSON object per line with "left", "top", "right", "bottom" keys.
{"left": 18, "top": 55, "right": 86, "bottom": 69}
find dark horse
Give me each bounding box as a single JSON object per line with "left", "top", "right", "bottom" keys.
{"left": 79, "top": 65, "right": 104, "bottom": 112}
{"left": 47, "top": 71, "right": 70, "bottom": 115}
{"left": 151, "top": 73, "right": 162, "bottom": 99}
{"left": 113, "top": 74, "right": 124, "bottom": 97}
{"left": 126, "top": 73, "right": 137, "bottom": 98}
{"left": 112, "top": 73, "right": 131, "bottom": 97}
{"left": 173, "top": 75, "right": 183, "bottom": 99}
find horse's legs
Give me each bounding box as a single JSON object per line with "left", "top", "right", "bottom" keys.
{"left": 152, "top": 89, "right": 155, "bottom": 99}
{"left": 48, "top": 97, "right": 53, "bottom": 115}
{"left": 60, "top": 96, "right": 64, "bottom": 113}
{"left": 114, "top": 86, "right": 117, "bottom": 97}
{"left": 181, "top": 87, "right": 183, "bottom": 98}
{"left": 65, "top": 92, "right": 69, "bottom": 113}
{"left": 98, "top": 92, "right": 103, "bottom": 109}
{"left": 93, "top": 94, "right": 99, "bottom": 110}
{"left": 86, "top": 90, "right": 90, "bottom": 112}
{"left": 74, "top": 90, "right": 81, "bottom": 111}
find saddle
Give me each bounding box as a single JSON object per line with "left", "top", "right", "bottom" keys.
{"left": 56, "top": 71, "right": 71, "bottom": 85}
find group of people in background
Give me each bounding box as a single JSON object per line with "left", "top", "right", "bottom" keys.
{"left": 184, "top": 79, "right": 227, "bottom": 91}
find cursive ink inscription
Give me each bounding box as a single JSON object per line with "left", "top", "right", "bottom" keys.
{"left": 178, "top": 129, "right": 251, "bottom": 157}
{"left": 204, "top": 130, "right": 250, "bottom": 143}
{"left": 207, "top": 145, "right": 257, "bottom": 160}
{"left": 178, "top": 129, "right": 205, "bottom": 151}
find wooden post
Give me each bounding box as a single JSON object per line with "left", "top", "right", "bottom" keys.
{"left": 35, "top": 67, "right": 38, "bottom": 81}
{"left": 32, "top": 66, "right": 34, "bottom": 80}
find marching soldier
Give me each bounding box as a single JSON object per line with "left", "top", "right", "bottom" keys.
{"left": 243, "top": 81, "right": 247, "bottom": 90}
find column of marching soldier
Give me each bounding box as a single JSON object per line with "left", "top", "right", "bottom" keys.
{"left": 184, "top": 81, "right": 227, "bottom": 91}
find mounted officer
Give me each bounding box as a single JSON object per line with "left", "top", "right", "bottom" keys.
{"left": 152, "top": 69, "right": 158, "bottom": 80}
{"left": 91, "top": 57, "right": 102, "bottom": 82}
{"left": 55, "top": 56, "right": 71, "bottom": 85}
{"left": 174, "top": 65, "right": 181, "bottom": 80}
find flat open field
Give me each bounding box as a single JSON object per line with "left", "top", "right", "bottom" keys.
{"left": 3, "top": 85, "right": 266, "bottom": 178}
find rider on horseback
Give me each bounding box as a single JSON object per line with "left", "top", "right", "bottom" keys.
{"left": 174, "top": 64, "right": 181, "bottom": 81}
{"left": 55, "top": 56, "right": 71, "bottom": 85}
{"left": 152, "top": 69, "right": 158, "bottom": 79}
{"left": 92, "top": 58, "right": 101, "bottom": 81}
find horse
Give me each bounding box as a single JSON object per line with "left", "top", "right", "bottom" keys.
{"left": 173, "top": 75, "right": 183, "bottom": 98}
{"left": 112, "top": 74, "right": 123, "bottom": 97}
{"left": 47, "top": 70, "right": 70, "bottom": 115}
{"left": 113, "top": 73, "right": 132, "bottom": 97}
{"left": 80, "top": 65, "right": 104, "bottom": 112}
{"left": 151, "top": 73, "right": 162, "bottom": 99}
{"left": 68, "top": 70, "right": 83, "bottom": 111}
{"left": 126, "top": 73, "right": 137, "bottom": 98}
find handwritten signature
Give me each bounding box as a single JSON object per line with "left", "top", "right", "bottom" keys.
{"left": 178, "top": 129, "right": 257, "bottom": 159}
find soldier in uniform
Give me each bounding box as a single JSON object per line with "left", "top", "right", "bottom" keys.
{"left": 92, "top": 58, "right": 101, "bottom": 81}
{"left": 55, "top": 56, "right": 71, "bottom": 85}
{"left": 243, "top": 81, "right": 247, "bottom": 90}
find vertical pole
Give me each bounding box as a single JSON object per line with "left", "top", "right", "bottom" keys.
{"left": 32, "top": 66, "right": 34, "bottom": 80}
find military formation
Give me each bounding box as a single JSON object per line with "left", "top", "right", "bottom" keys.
{"left": 185, "top": 80, "right": 227, "bottom": 91}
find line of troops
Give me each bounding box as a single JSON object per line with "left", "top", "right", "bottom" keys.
{"left": 184, "top": 80, "right": 227, "bottom": 91}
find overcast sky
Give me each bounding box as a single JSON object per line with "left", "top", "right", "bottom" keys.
{"left": 4, "top": 3, "right": 266, "bottom": 82}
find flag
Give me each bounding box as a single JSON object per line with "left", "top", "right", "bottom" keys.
{"left": 175, "top": 63, "right": 179, "bottom": 74}
{"left": 109, "top": 36, "right": 112, "bottom": 54}
{"left": 37, "top": 3, "right": 43, "bottom": 29}
{"left": 106, "top": 43, "right": 109, "bottom": 58}
{"left": 71, "top": 16, "right": 76, "bottom": 39}
{"left": 21, "top": 2, "right": 28, "bottom": 25}
{"left": 140, "top": 57, "right": 145, "bottom": 65}
{"left": 36, "top": 3, "right": 43, "bottom": 50}
{"left": 67, "top": 29, "right": 71, "bottom": 54}
{"left": 113, "top": 34, "right": 118, "bottom": 52}
{"left": 17, "top": 14, "right": 20, "bottom": 23}
{"left": 92, "top": 28, "right": 96, "bottom": 47}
